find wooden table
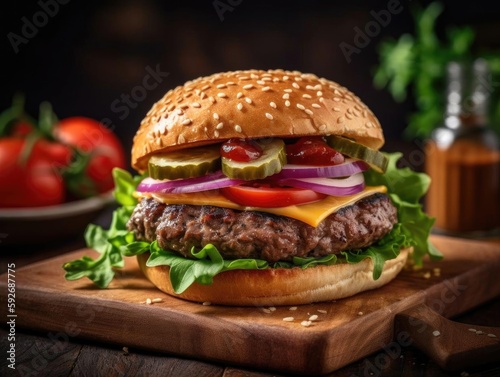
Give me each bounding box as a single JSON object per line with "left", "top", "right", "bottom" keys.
{"left": 1, "top": 211, "right": 500, "bottom": 377}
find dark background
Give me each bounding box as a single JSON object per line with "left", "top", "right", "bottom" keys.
{"left": 2, "top": 0, "right": 500, "bottom": 166}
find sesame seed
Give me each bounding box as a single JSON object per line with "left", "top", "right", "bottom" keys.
{"left": 214, "top": 130, "right": 220, "bottom": 137}
{"left": 317, "top": 309, "right": 327, "bottom": 314}
{"left": 262, "top": 86, "right": 271, "bottom": 92}
{"left": 319, "top": 97, "right": 325, "bottom": 103}
{"left": 250, "top": 73, "right": 259, "bottom": 79}
{"left": 216, "top": 122, "right": 224, "bottom": 129}
{"left": 468, "top": 328, "right": 477, "bottom": 332}
{"left": 262, "top": 77, "right": 272, "bottom": 82}
{"left": 151, "top": 298, "right": 163, "bottom": 303}
{"left": 243, "top": 84, "right": 254, "bottom": 90}
{"left": 213, "top": 113, "right": 220, "bottom": 120}
{"left": 282, "top": 93, "right": 290, "bottom": 99}
{"left": 209, "top": 96, "right": 216, "bottom": 104}
{"left": 269, "top": 306, "right": 276, "bottom": 312}
{"left": 292, "top": 83, "right": 300, "bottom": 89}
{"left": 201, "top": 85, "right": 210, "bottom": 90}
{"left": 317, "top": 91, "right": 323, "bottom": 97}
{"left": 262, "top": 308, "right": 272, "bottom": 314}
{"left": 282, "top": 75, "right": 289, "bottom": 81}
{"left": 182, "top": 118, "right": 192, "bottom": 125}
{"left": 296, "top": 104, "right": 305, "bottom": 110}
{"left": 180, "top": 104, "right": 189, "bottom": 109}
{"left": 176, "top": 109, "right": 184, "bottom": 115}
{"left": 202, "top": 301, "right": 211, "bottom": 306}
{"left": 305, "top": 109, "right": 314, "bottom": 115}
{"left": 332, "top": 106, "right": 341, "bottom": 112}
{"left": 309, "top": 315, "right": 318, "bottom": 321}
{"left": 256, "top": 80, "right": 266, "bottom": 85}
{"left": 273, "top": 78, "right": 280, "bottom": 82}
{"left": 294, "top": 77, "right": 302, "bottom": 82}
{"left": 192, "top": 102, "right": 201, "bottom": 108}
{"left": 487, "top": 333, "right": 497, "bottom": 338}
{"left": 302, "top": 94, "right": 312, "bottom": 99}
{"left": 236, "top": 92, "right": 243, "bottom": 99}
{"left": 216, "top": 84, "right": 227, "bottom": 89}
{"left": 337, "top": 116, "right": 345, "bottom": 124}
{"left": 217, "top": 93, "right": 228, "bottom": 98}
{"left": 284, "top": 89, "right": 293, "bottom": 93}
{"left": 270, "top": 101, "right": 277, "bottom": 108}
{"left": 245, "top": 97, "right": 253, "bottom": 104}
{"left": 226, "top": 81, "right": 236, "bottom": 86}
{"left": 423, "top": 272, "right": 431, "bottom": 279}
{"left": 239, "top": 76, "right": 250, "bottom": 80}
{"left": 432, "top": 330, "right": 441, "bottom": 337}
{"left": 282, "top": 317, "right": 294, "bottom": 322}
{"left": 235, "top": 125, "right": 242, "bottom": 133}
{"left": 333, "top": 97, "right": 341, "bottom": 102}
{"left": 358, "top": 311, "right": 364, "bottom": 316}
{"left": 285, "top": 100, "right": 291, "bottom": 107}
{"left": 345, "top": 113, "right": 353, "bottom": 120}
{"left": 265, "top": 112, "right": 273, "bottom": 120}
{"left": 476, "top": 330, "right": 484, "bottom": 335}
{"left": 237, "top": 103, "right": 243, "bottom": 111}
{"left": 306, "top": 85, "right": 315, "bottom": 90}
{"left": 301, "top": 320, "right": 312, "bottom": 327}
{"left": 312, "top": 103, "right": 321, "bottom": 108}
{"left": 289, "top": 306, "right": 297, "bottom": 311}
{"left": 200, "top": 92, "right": 207, "bottom": 99}
{"left": 146, "top": 298, "right": 152, "bottom": 305}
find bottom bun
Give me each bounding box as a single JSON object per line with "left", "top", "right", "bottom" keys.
{"left": 137, "top": 247, "right": 411, "bottom": 306}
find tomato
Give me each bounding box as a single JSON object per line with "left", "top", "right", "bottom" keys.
{"left": 10, "top": 121, "right": 35, "bottom": 138}
{"left": 0, "top": 138, "right": 65, "bottom": 207}
{"left": 220, "top": 181, "right": 327, "bottom": 208}
{"left": 286, "top": 137, "right": 344, "bottom": 165}
{"left": 54, "top": 117, "right": 126, "bottom": 194}
{"left": 220, "top": 138, "right": 263, "bottom": 162}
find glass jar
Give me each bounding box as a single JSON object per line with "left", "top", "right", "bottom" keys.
{"left": 425, "top": 59, "right": 500, "bottom": 236}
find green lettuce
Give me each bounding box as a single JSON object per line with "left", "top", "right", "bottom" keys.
{"left": 63, "top": 154, "right": 441, "bottom": 293}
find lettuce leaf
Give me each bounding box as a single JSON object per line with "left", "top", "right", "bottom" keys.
{"left": 63, "top": 153, "right": 441, "bottom": 291}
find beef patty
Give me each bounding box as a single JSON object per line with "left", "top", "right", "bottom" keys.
{"left": 127, "top": 193, "right": 398, "bottom": 263}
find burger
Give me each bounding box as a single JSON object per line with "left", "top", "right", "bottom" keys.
{"left": 64, "top": 69, "right": 440, "bottom": 306}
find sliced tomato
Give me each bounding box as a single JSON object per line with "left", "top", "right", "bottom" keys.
{"left": 220, "top": 181, "right": 327, "bottom": 208}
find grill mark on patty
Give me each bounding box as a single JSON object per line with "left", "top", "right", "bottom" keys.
{"left": 127, "top": 193, "right": 398, "bottom": 263}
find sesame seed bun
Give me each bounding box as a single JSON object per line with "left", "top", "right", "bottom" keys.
{"left": 136, "top": 247, "right": 411, "bottom": 306}
{"left": 132, "top": 69, "right": 383, "bottom": 172}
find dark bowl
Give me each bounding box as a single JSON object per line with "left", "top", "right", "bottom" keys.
{"left": 0, "top": 193, "right": 114, "bottom": 244}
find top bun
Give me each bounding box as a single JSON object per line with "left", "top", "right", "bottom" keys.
{"left": 132, "top": 69, "right": 383, "bottom": 172}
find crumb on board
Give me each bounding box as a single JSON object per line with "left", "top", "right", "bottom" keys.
{"left": 301, "top": 320, "right": 312, "bottom": 327}
{"left": 122, "top": 347, "right": 129, "bottom": 355}
{"left": 358, "top": 311, "right": 364, "bottom": 316}
{"left": 289, "top": 306, "right": 298, "bottom": 311}
{"left": 432, "top": 330, "right": 441, "bottom": 337}
{"left": 202, "top": 301, "right": 212, "bottom": 306}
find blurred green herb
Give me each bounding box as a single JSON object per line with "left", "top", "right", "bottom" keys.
{"left": 374, "top": 2, "right": 500, "bottom": 138}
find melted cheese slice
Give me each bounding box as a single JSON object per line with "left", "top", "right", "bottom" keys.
{"left": 135, "top": 186, "right": 387, "bottom": 227}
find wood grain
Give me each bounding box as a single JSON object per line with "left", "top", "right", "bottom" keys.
{"left": 0, "top": 235, "right": 499, "bottom": 375}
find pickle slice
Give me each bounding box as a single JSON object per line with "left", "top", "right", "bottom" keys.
{"left": 148, "top": 145, "right": 221, "bottom": 180}
{"left": 326, "top": 136, "right": 388, "bottom": 173}
{"left": 222, "top": 139, "right": 286, "bottom": 180}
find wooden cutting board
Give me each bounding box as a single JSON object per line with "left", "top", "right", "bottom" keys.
{"left": 1, "top": 235, "right": 499, "bottom": 375}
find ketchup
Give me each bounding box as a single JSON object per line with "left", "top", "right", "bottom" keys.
{"left": 286, "top": 137, "right": 344, "bottom": 165}
{"left": 220, "top": 139, "right": 263, "bottom": 162}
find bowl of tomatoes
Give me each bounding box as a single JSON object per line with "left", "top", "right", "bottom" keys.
{"left": 0, "top": 99, "right": 126, "bottom": 244}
